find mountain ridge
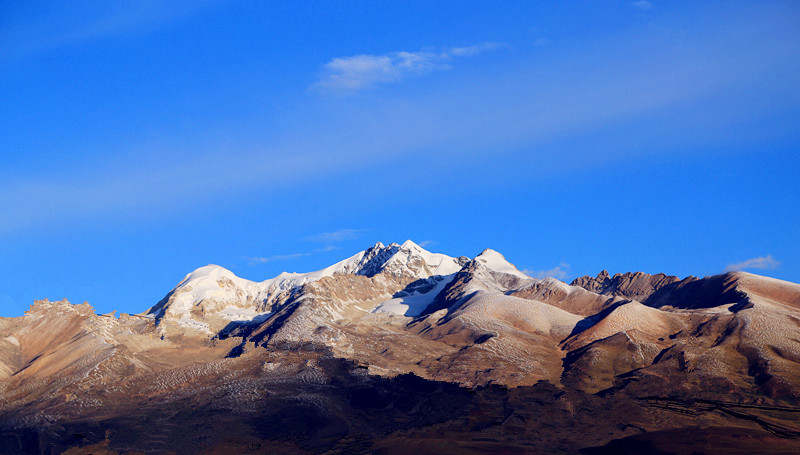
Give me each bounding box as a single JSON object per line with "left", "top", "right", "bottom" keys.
{"left": 2, "top": 241, "right": 799, "bottom": 453}
{"left": 145, "top": 241, "right": 523, "bottom": 334}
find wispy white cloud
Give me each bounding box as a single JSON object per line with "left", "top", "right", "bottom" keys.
{"left": 632, "top": 1, "right": 654, "bottom": 10}
{"left": 446, "top": 43, "right": 501, "bottom": 57}
{"left": 724, "top": 255, "right": 780, "bottom": 272}
{"left": 249, "top": 252, "right": 310, "bottom": 265}
{"left": 418, "top": 240, "right": 436, "bottom": 248}
{"left": 247, "top": 231, "right": 361, "bottom": 267}
{"left": 1, "top": 7, "right": 796, "bottom": 236}
{"left": 315, "top": 245, "right": 339, "bottom": 252}
{"left": 312, "top": 43, "right": 501, "bottom": 93}
{"left": 306, "top": 229, "right": 364, "bottom": 244}
{"left": 1, "top": 1, "right": 223, "bottom": 59}
{"left": 247, "top": 244, "right": 341, "bottom": 266}
{"left": 523, "top": 262, "right": 570, "bottom": 280}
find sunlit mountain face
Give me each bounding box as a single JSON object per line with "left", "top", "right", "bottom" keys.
{"left": 1, "top": 242, "right": 799, "bottom": 453}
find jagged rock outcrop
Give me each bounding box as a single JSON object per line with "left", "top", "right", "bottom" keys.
{"left": 571, "top": 270, "right": 687, "bottom": 302}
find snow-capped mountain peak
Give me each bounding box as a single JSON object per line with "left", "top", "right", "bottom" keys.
{"left": 474, "top": 249, "right": 530, "bottom": 280}
{"left": 326, "top": 240, "right": 462, "bottom": 279}
{"left": 176, "top": 265, "right": 252, "bottom": 292}
{"left": 147, "top": 241, "right": 469, "bottom": 333}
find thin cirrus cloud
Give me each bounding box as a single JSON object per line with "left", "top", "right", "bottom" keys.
{"left": 1, "top": 1, "right": 222, "bottom": 59}
{"left": 247, "top": 244, "right": 344, "bottom": 266}
{"left": 632, "top": 1, "right": 655, "bottom": 10}
{"left": 305, "top": 229, "right": 364, "bottom": 244}
{"left": 2, "top": 8, "right": 796, "bottom": 237}
{"left": 312, "top": 43, "right": 501, "bottom": 94}
{"left": 523, "top": 262, "right": 571, "bottom": 280}
{"left": 248, "top": 252, "right": 310, "bottom": 265}
{"left": 247, "top": 230, "right": 363, "bottom": 265}
{"left": 724, "top": 255, "right": 780, "bottom": 273}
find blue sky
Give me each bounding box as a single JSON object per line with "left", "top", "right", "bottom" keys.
{"left": 1, "top": 1, "right": 799, "bottom": 316}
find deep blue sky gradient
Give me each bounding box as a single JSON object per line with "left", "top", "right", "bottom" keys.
{"left": 1, "top": 1, "right": 798, "bottom": 316}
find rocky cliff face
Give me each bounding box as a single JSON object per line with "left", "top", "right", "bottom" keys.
{"left": 570, "top": 270, "right": 688, "bottom": 302}
{"left": 2, "top": 243, "right": 800, "bottom": 453}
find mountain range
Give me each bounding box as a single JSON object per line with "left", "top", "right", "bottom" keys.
{"left": 1, "top": 240, "right": 799, "bottom": 454}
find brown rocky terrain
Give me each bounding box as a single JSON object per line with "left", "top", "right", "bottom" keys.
{"left": 1, "top": 241, "right": 799, "bottom": 453}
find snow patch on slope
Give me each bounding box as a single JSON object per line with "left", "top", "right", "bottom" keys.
{"left": 372, "top": 274, "right": 458, "bottom": 317}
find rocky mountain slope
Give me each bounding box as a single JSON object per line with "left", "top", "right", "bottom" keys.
{"left": 1, "top": 240, "right": 799, "bottom": 453}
